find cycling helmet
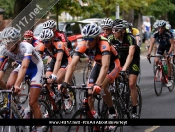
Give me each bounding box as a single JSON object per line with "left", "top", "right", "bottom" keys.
{"left": 153, "top": 21, "right": 159, "bottom": 29}
{"left": 24, "top": 30, "right": 33, "bottom": 37}
{"left": 81, "top": 23, "right": 101, "bottom": 37}
{"left": 113, "top": 19, "right": 123, "bottom": 26}
{"left": 166, "top": 22, "right": 171, "bottom": 30}
{"left": 1, "top": 27, "right": 21, "bottom": 44}
{"left": 39, "top": 29, "right": 54, "bottom": 41}
{"left": 128, "top": 23, "right": 133, "bottom": 28}
{"left": 43, "top": 20, "right": 56, "bottom": 29}
{"left": 101, "top": 18, "right": 113, "bottom": 28}
{"left": 157, "top": 20, "right": 166, "bottom": 27}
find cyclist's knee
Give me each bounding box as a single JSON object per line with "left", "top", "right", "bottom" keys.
{"left": 29, "top": 99, "right": 38, "bottom": 109}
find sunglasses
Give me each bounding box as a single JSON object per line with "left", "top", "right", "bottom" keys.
{"left": 112, "top": 29, "right": 122, "bottom": 33}
{"left": 24, "top": 37, "right": 32, "bottom": 41}
{"left": 102, "top": 28, "right": 110, "bottom": 31}
{"left": 83, "top": 37, "right": 95, "bottom": 42}
{"left": 42, "top": 40, "right": 50, "bottom": 44}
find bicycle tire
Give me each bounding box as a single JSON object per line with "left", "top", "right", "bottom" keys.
{"left": 136, "top": 85, "right": 142, "bottom": 118}
{"left": 19, "top": 81, "right": 30, "bottom": 104}
{"left": 137, "top": 67, "right": 141, "bottom": 85}
{"left": 0, "top": 107, "right": 20, "bottom": 132}
{"left": 154, "top": 66, "right": 163, "bottom": 96}
{"left": 67, "top": 109, "right": 93, "bottom": 132}
{"left": 83, "top": 63, "right": 92, "bottom": 84}
{"left": 167, "top": 64, "right": 175, "bottom": 92}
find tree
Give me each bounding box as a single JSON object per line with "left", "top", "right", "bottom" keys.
{"left": 0, "top": 0, "right": 14, "bottom": 19}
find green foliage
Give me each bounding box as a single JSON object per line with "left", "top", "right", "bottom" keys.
{"left": 0, "top": 0, "right": 14, "bottom": 19}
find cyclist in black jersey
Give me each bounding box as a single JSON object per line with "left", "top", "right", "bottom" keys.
{"left": 148, "top": 20, "right": 174, "bottom": 87}
{"left": 109, "top": 20, "right": 140, "bottom": 119}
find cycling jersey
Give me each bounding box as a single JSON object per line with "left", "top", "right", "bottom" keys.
{"left": 74, "top": 36, "right": 120, "bottom": 82}
{"left": 126, "top": 28, "right": 139, "bottom": 36}
{"left": 0, "top": 42, "right": 43, "bottom": 88}
{"left": 152, "top": 29, "right": 173, "bottom": 46}
{"left": 109, "top": 33, "right": 140, "bottom": 75}
{"left": 54, "top": 30, "right": 67, "bottom": 42}
{"left": 0, "top": 56, "right": 8, "bottom": 72}
{"left": 37, "top": 41, "right": 71, "bottom": 72}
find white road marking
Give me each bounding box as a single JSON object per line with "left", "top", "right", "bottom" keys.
{"left": 145, "top": 126, "right": 160, "bottom": 132}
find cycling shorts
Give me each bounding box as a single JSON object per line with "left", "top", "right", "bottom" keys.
{"left": 46, "top": 57, "right": 69, "bottom": 73}
{"left": 157, "top": 44, "right": 171, "bottom": 55}
{"left": 12, "top": 61, "right": 44, "bottom": 89}
{"left": 88, "top": 59, "right": 120, "bottom": 84}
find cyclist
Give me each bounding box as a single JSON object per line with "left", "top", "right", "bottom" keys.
{"left": 0, "top": 27, "right": 43, "bottom": 132}
{"left": 37, "top": 29, "right": 71, "bottom": 99}
{"left": 61, "top": 23, "right": 120, "bottom": 130}
{"left": 127, "top": 23, "right": 141, "bottom": 47}
{"left": 43, "top": 20, "right": 69, "bottom": 47}
{"left": 110, "top": 20, "right": 140, "bottom": 119}
{"left": 147, "top": 20, "right": 174, "bottom": 87}
{"left": 100, "top": 18, "right": 113, "bottom": 38}
{"left": 23, "top": 30, "right": 40, "bottom": 47}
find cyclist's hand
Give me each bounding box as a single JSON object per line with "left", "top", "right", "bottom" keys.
{"left": 92, "top": 84, "right": 101, "bottom": 94}
{"left": 120, "top": 71, "right": 127, "bottom": 77}
{"left": 12, "top": 61, "right": 18, "bottom": 67}
{"left": 49, "top": 74, "right": 57, "bottom": 81}
{"left": 147, "top": 53, "right": 151, "bottom": 59}
{"left": 13, "top": 85, "right": 21, "bottom": 94}
{"left": 59, "top": 82, "right": 70, "bottom": 90}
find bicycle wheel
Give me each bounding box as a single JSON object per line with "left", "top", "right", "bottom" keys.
{"left": 67, "top": 109, "right": 93, "bottom": 132}
{"left": 137, "top": 68, "right": 141, "bottom": 85}
{"left": 83, "top": 63, "right": 92, "bottom": 84}
{"left": 0, "top": 107, "right": 20, "bottom": 132}
{"left": 136, "top": 85, "right": 142, "bottom": 118}
{"left": 38, "top": 99, "right": 53, "bottom": 132}
{"left": 168, "top": 64, "right": 175, "bottom": 92}
{"left": 154, "top": 66, "right": 163, "bottom": 96}
{"left": 19, "top": 81, "right": 30, "bottom": 104}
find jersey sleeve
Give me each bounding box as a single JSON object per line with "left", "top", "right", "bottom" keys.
{"left": 54, "top": 42, "right": 65, "bottom": 53}
{"left": 127, "top": 35, "right": 137, "bottom": 46}
{"left": 23, "top": 44, "right": 33, "bottom": 60}
{"left": 37, "top": 42, "right": 45, "bottom": 55}
{"left": 74, "top": 41, "right": 87, "bottom": 56}
{"left": 0, "top": 45, "right": 7, "bottom": 62}
{"left": 99, "top": 40, "right": 111, "bottom": 55}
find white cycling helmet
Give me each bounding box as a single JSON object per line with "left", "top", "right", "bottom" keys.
{"left": 39, "top": 29, "right": 54, "bottom": 41}
{"left": 43, "top": 20, "right": 56, "bottom": 29}
{"left": 81, "top": 23, "right": 101, "bottom": 37}
{"left": 157, "top": 20, "right": 166, "bottom": 27}
{"left": 1, "top": 27, "right": 21, "bottom": 44}
{"left": 153, "top": 21, "right": 159, "bottom": 29}
{"left": 166, "top": 22, "right": 171, "bottom": 30}
{"left": 101, "top": 18, "right": 113, "bottom": 28}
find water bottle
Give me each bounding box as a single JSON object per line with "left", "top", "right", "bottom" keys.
{"left": 163, "top": 65, "right": 168, "bottom": 74}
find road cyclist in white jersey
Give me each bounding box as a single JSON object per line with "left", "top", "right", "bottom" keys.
{"left": 0, "top": 27, "right": 44, "bottom": 132}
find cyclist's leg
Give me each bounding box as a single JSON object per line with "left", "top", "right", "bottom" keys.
{"left": 87, "top": 62, "right": 100, "bottom": 115}
{"left": 6, "top": 65, "right": 21, "bottom": 89}
{"left": 128, "top": 58, "right": 140, "bottom": 118}
{"left": 155, "top": 45, "right": 166, "bottom": 65}
{"left": 28, "top": 61, "right": 43, "bottom": 131}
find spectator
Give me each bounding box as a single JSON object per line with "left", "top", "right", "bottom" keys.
{"left": 142, "top": 17, "right": 151, "bottom": 49}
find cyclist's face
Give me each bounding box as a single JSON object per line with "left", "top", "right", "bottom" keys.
{"left": 84, "top": 37, "right": 96, "bottom": 49}
{"left": 42, "top": 40, "right": 51, "bottom": 48}
{"left": 102, "top": 27, "right": 112, "bottom": 36}
{"left": 112, "top": 28, "right": 122, "bottom": 38}
{"left": 158, "top": 26, "right": 165, "bottom": 34}
{"left": 23, "top": 36, "right": 33, "bottom": 44}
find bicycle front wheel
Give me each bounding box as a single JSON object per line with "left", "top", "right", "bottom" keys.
{"left": 154, "top": 67, "right": 163, "bottom": 96}
{"left": 67, "top": 109, "right": 93, "bottom": 132}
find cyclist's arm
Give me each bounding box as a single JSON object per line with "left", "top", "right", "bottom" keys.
{"left": 168, "top": 38, "right": 174, "bottom": 55}
{"left": 122, "top": 45, "right": 135, "bottom": 71}
{"left": 14, "top": 58, "right": 30, "bottom": 87}
{"left": 95, "top": 54, "right": 110, "bottom": 86}
{"left": 64, "top": 55, "right": 79, "bottom": 83}
{"left": 148, "top": 37, "right": 156, "bottom": 54}
{"left": 135, "top": 36, "right": 140, "bottom": 46}
{"left": 52, "top": 52, "right": 63, "bottom": 75}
